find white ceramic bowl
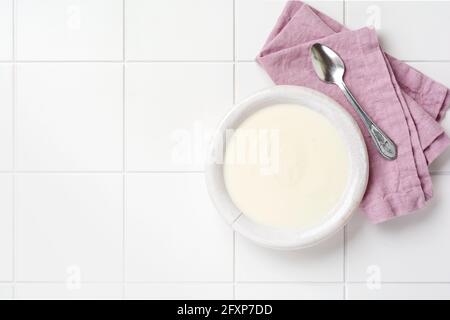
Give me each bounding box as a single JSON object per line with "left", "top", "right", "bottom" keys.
{"left": 205, "top": 86, "right": 368, "bottom": 250}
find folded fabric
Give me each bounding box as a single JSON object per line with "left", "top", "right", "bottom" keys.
{"left": 257, "top": 1, "right": 450, "bottom": 223}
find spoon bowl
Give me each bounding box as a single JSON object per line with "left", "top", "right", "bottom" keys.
{"left": 311, "top": 43, "right": 345, "bottom": 84}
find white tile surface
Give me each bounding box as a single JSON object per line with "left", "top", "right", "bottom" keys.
{"left": 16, "top": 63, "right": 123, "bottom": 171}
{"left": 0, "top": 0, "right": 12, "bottom": 60}
{"left": 236, "top": 0, "right": 344, "bottom": 61}
{"left": 125, "top": 283, "right": 233, "bottom": 300}
{"left": 15, "top": 174, "right": 123, "bottom": 282}
{"left": 347, "top": 176, "right": 450, "bottom": 282}
{"left": 236, "top": 283, "right": 344, "bottom": 300}
{"left": 0, "top": 0, "right": 449, "bottom": 300}
{"left": 0, "top": 64, "right": 13, "bottom": 170}
{"left": 15, "top": 283, "right": 123, "bottom": 300}
{"left": 126, "top": 0, "right": 233, "bottom": 61}
{"left": 235, "top": 62, "right": 275, "bottom": 101}
{"left": 0, "top": 285, "right": 13, "bottom": 300}
{"left": 16, "top": 0, "right": 123, "bottom": 60}
{"left": 235, "top": 233, "right": 344, "bottom": 282}
{"left": 0, "top": 175, "right": 13, "bottom": 281}
{"left": 126, "top": 63, "right": 232, "bottom": 171}
{"left": 126, "top": 173, "right": 233, "bottom": 282}
{"left": 345, "top": 1, "right": 450, "bottom": 60}
{"left": 347, "top": 283, "right": 450, "bottom": 300}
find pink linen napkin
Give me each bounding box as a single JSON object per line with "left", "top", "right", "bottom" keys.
{"left": 257, "top": 1, "right": 450, "bottom": 223}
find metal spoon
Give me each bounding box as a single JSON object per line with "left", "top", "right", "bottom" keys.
{"left": 310, "top": 43, "right": 397, "bottom": 160}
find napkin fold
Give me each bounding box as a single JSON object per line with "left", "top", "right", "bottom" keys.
{"left": 257, "top": 1, "right": 450, "bottom": 223}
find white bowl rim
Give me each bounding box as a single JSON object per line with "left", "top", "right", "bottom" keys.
{"left": 205, "top": 85, "right": 368, "bottom": 250}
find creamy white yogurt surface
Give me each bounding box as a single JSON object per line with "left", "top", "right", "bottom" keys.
{"left": 223, "top": 104, "right": 350, "bottom": 229}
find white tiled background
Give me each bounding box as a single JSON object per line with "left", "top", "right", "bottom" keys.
{"left": 0, "top": 0, "right": 450, "bottom": 300}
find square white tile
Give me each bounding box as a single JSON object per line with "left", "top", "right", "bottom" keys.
{"left": 0, "top": 285, "right": 13, "bottom": 300}
{"left": 126, "top": 0, "right": 233, "bottom": 61}
{"left": 235, "top": 283, "right": 343, "bottom": 300}
{"left": 15, "top": 283, "right": 123, "bottom": 300}
{"left": 16, "top": 0, "right": 123, "bottom": 60}
{"left": 126, "top": 63, "right": 232, "bottom": 171}
{"left": 126, "top": 173, "right": 233, "bottom": 282}
{"left": 235, "top": 233, "right": 344, "bottom": 282}
{"left": 0, "top": 0, "right": 12, "bottom": 60}
{"left": 347, "top": 176, "right": 450, "bottom": 282}
{"left": 125, "top": 283, "right": 234, "bottom": 300}
{"left": 347, "top": 283, "right": 450, "bottom": 300}
{"left": 16, "top": 63, "right": 123, "bottom": 171}
{"left": 15, "top": 174, "right": 123, "bottom": 282}
{"left": 0, "top": 175, "right": 13, "bottom": 281}
{"left": 235, "top": 62, "right": 275, "bottom": 101}
{"left": 0, "top": 64, "right": 13, "bottom": 170}
{"left": 345, "top": 1, "right": 450, "bottom": 60}
{"left": 236, "top": 0, "right": 344, "bottom": 61}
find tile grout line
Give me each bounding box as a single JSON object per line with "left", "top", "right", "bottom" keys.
{"left": 342, "top": 0, "right": 347, "bottom": 301}
{"left": 343, "top": 226, "right": 348, "bottom": 300}
{"left": 122, "top": 0, "right": 127, "bottom": 300}
{"left": 11, "top": 0, "right": 16, "bottom": 300}
{"left": 1, "top": 60, "right": 450, "bottom": 64}
{"left": 1, "top": 170, "right": 450, "bottom": 175}
{"left": 343, "top": 0, "right": 346, "bottom": 26}
{"left": 233, "top": 230, "right": 236, "bottom": 299}
{"left": 233, "top": 0, "right": 236, "bottom": 63}
{"left": 232, "top": 0, "right": 237, "bottom": 301}
{"left": 2, "top": 280, "right": 450, "bottom": 285}
{"left": 3, "top": 60, "right": 237, "bottom": 63}
{"left": 0, "top": 170, "right": 207, "bottom": 174}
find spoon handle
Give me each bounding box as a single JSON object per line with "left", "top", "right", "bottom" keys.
{"left": 337, "top": 82, "right": 397, "bottom": 160}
